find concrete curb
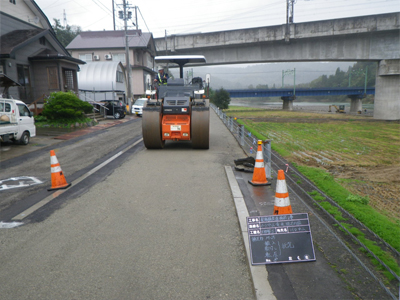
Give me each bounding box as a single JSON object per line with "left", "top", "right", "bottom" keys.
{"left": 225, "top": 166, "right": 276, "bottom": 300}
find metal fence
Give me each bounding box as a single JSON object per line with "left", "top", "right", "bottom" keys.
{"left": 211, "top": 104, "right": 272, "bottom": 178}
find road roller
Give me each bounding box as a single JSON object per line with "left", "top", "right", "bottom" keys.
{"left": 142, "top": 55, "right": 210, "bottom": 149}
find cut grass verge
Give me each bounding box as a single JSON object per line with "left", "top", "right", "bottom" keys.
{"left": 298, "top": 164, "right": 400, "bottom": 253}
{"left": 309, "top": 188, "right": 400, "bottom": 281}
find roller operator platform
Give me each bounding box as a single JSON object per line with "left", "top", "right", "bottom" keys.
{"left": 142, "top": 55, "right": 210, "bottom": 149}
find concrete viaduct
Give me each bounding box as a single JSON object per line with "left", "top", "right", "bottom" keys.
{"left": 154, "top": 13, "right": 400, "bottom": 120}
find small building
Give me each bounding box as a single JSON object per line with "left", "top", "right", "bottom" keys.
{"left": 0, "top": 0, "right": 85, "bottom": 104}
{"left": 78, "top": 61, "right": 127, "bottom": 102}
{"left": 66, "top": 30, "right": 157, "bottom": 102}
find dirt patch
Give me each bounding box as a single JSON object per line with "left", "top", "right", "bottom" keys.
{"left": 332, "top": 165, "right": 400, "bottom": 183}
{"left": 288, "top": 133, "right": 400, "bottom": 222}
{"left": 330, "top": 165, "right": 400, "bottom": 220}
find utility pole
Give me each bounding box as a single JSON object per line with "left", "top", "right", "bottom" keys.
{"left": 135, "top": 6, "right": 138, "bottom": 30}
{"left": 63, "top": 9, "right": 67, "bottom": 27}
{"left": 287, "top": 0, "right": 295, "bottom": 23}
{"left": 112, "top": 0, "right": 115, "bottom": 30}
{"left": 165, "top": 30, "right": 168, "bottom": 55}
{"left": 121, "top": 0, "right": 133, "bottom": 114}
{"left": 285, "top": 0, "right": 296, "bottom": 41}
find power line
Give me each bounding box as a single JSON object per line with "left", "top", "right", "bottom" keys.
{"left": 137, "top": 7, "right": 151, "bottom": 33}
{"left": 90, "top": 0, "right": 112, "bottom": 15}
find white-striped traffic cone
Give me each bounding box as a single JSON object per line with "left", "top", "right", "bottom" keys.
{"left": 248, "top": 140, "right": 271, "bottom": 186}
{"left": 48, "top": 150, "right": 71, "bottom": 191}
{"left": 273, "top": 170, "right": 292, "bottom": 215}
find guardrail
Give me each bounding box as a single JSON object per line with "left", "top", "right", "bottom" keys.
{"left": 211, "top": 104, "right": 272, "bottom": 178}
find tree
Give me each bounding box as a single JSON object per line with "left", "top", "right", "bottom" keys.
{"left": 52, "top": 19, "right": 81, "bottom": 47}
{"left": 210, "top": 88, "right": 231, "bottom": 109}
{"left": 42, "top": 91, "right": 93, "bottom": 122}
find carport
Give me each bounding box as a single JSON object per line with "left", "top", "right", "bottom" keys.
{"left": 78, "top": 61, "right": 127, "bottom": 103}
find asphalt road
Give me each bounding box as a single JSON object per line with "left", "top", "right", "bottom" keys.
{"left": 0, "top": 113, "right": 256, "bottom": 299}
{"left": 1, "top": 110, "right": 390, "bottom": 300}
{"left": 0, "top": 116, "right": 142, "bottom": 213}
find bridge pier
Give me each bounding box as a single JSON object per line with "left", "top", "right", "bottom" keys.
{"left": 374, "top": 59, "right": 400, "bottom": 120}
{"left": 349, "top": 95, "right": 364, "bottom": 114}
{"left": 281, "top": 96, "right": 296, "bottom": 111}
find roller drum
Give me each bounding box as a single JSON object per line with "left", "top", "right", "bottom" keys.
{"left": 191, "top": 99, "right": 210, "bottom": 149}
{"left": 142, "top": 102, "right": 165, "bottom": 149}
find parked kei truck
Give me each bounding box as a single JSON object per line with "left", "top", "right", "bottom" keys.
{"left": 0, "top": 98, "right": 36, "bottom": 145}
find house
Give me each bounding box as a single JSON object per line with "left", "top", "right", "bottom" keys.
{"left": 78, "top": 61, "right": 127, "bottom": 102}
{"left": 66, "top": 30, "right": 157, "bottom": 101}
{"left": 0, "top": 0, "right": 85, "bottom": 104}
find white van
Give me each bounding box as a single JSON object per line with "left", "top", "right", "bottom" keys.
{"left": 132, "top": 98, "right": 146, "bottom": 116}
{"left": 0, "top": 98, "right": 36, "bottom": 145}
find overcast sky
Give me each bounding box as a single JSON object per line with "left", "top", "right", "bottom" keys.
{"left": 34, "top": 0, "right": 399, "bottom": 38}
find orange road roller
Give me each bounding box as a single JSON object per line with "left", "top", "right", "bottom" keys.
{"left": 142, "top": 55, "right": 210, "bottom": 149}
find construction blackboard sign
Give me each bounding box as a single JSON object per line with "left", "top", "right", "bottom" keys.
{"left": 247, "top": 213, "right": 316, "bottom": 265}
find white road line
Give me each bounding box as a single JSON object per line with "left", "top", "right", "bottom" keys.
{"left": 0, "top": 176, "right": 43, "bottom": 191}
{"left": 224, "top": 166, "right": 276, "bottom": 300}
{"left": 10, "top": 138, "right": 143, "bottom": 222}
{"left": 0, "top": 221, "right": 23, "bottom": 228}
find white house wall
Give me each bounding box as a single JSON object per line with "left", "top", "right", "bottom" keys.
{"left": 1, "top": 1, "right": 45, "bottom": 33}
{"left": 132, "top": 69, "right": 145, "bottom": 96}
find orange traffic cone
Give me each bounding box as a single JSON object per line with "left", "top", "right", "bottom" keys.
{"left": 48, "top": 150, "right": 71, "bottom": 191}
{"left": 248, "top": 140, "right": 271, "bottom": 186}
{"left": 273, "top": 170, "right": 292, "bottom": 215}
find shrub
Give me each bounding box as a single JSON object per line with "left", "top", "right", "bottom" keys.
{"left": 33, "top": 115, "right": 47, "bottom": 123}
{"left": 42, "top": 91, "right": 93, "bottom": 122}
{"left": 346, "top": 194, "right": 369, "bottom": 205}
{"left": 210, "top": 88, "right": 230, "bottom": 109}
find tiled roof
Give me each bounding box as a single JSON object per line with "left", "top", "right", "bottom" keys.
{"left": 29, "top": 49, "right": 85, "bottom": 64}
{"left": 0, "top": 29, "right": 46, "bottom": 55}
{"left": 66, "top": 30, "right": 153, "bottom": 50}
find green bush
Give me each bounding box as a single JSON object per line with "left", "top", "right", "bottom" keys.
{"left": 33, "top": 115, "right": 47, "bottom": 123}
{"left": 42, "top": 91, "right": 93, "bottom": 122}
{"left": 210, "top": 88, "right": 230, "bottom": 109}
{"left": 346, "top": 194, "right": 369, "bottom": 205}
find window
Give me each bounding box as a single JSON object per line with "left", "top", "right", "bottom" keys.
{"left": 79, "top": 54, "right": 93, "bottom": 62}
{"left": 5, "top": 103, "right": 11, "bottom": 112}
{"left": 17, "top": 65, "right": 30, "bottom": 86}
{"left": 39, "top": 37, "right": 46, "bottom": 45}
{"left": 116, "top": 71, "right": 124, "bottom": 83}
{"left": 0, "top": 102, "right": 11, "bottom": 112}
{"left": 47, "top": 67, "right": 59, "bottom": 89}
{"left": 17, "top": 104, "right": 30, "bottom": 117}
{"left": 112, "top": 53, "right": 125, "bottom": 63}
{"left": 9, "top": 0, "right": 16, "bottom": 4}
{"left": 64, "top": 70, "right": 74, "bottom": 90}
{"left": 146, "top": 53, "right": 153, "bottom": 69}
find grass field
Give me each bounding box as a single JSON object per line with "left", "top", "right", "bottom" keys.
{"left": 225, "top": 106, "right": 400, "bottom": 263}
